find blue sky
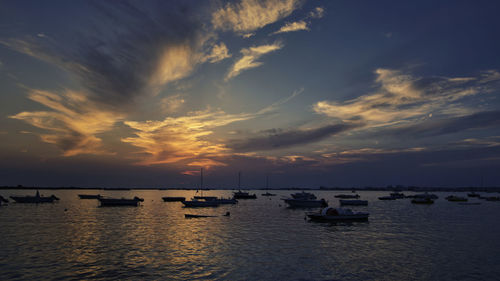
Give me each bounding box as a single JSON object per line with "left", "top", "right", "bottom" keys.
{"left": 1, "top": 0, "right": 500, "bottom": 188}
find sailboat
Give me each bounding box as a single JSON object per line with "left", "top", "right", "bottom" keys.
{"left": 233, "top": 171, "right": 257, "bottom": 199}
{"left": 182, "top": 168, "right": 220, "bottom": 207}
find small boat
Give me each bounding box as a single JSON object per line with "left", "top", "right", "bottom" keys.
{"left": 412, "top": 193, "right": 438, "bottom": 199}
{"left": 467, "top": 192, "right": 480, "bottom": 197}
{"left": 233, "top": 190, "right": 257, "bottom": 199}
{"left": 283, "top": 198, "right": 328, "bottom": 208}
{"left": 378, "top": 196, "right": 396, "bottom": 200}
{"left": 261, "top": 192, "right": 276, "bottom": 196}
{"left": 185, "top": 214, "right": 217, "bottom": 218}
{"left": 182, "top": 198, "right": 220, "bottom": 207}
{"left": 98, "top": 196, "right": 144, "bottom": 207}
{"left": 10, "top": 190, "right": 59, "bottom": 203}
{"left": 291, "top": 191, "right": 317, "bottom": 200}
{"left": 411, "top": 198, "right": 434, "bottom": 204}
{"left": 78, "top": 194, "right": 102, "bottom": 199}
{"left": 0, "top": 195, "right": 8, "bottom": 203}
{"left": 339, "top": 199, "right": 368, "bottom": 206}
{"left": 193, "top": 196, "right": 218, "bottom": 200}
{"left": 485, "top": 196, "right": 500, "bottom": 201}
{"left": 389, "top": 192, "right": 405, "bottom": 198}
{"left": 162, "top": 196, "right": 186, "bottom": 202}
{"left": 334, "top": 194, "right": 360, "bottom": 199}
{"left": 446, "top": 195, "right": 468, "bottom": 202}
{"left": 307, "top": 207, "right": 369, "bottom": 221}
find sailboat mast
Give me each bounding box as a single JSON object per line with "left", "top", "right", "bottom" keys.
{"left": 238, "top": 171, "right": 241, "bottom": 189}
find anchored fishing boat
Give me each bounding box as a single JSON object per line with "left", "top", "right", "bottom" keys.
{"left": 10, "top": 190, "right": 59, "bottom": 203}
{"left": 162, "top": 196, "right": 186, "bottom": 202}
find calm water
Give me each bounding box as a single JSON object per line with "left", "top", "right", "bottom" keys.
{"left": 1, "top": 189, "right": 499, "bottom": 280}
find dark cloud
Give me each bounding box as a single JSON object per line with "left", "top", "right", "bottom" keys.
{"left": 1, "top": 1, "right": 208, "bottom": 111}
{"left": 228, "top": 122, "right": 361, "bottom": 152}
{"left": 382, "top": 110, "right": 500, "bottom": 138}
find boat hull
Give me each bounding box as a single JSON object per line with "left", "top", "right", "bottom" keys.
{"left": 162, "top": 196, "right": 186, "bottom": 202}
{"left": 78, "top": 194, "right": 101, "bottom": 199}
{"left": 10, "top": 196, "right": 56, "bottom": 203}
{"left": 339, "top": 200, "right": 368, "bottom": 206}
{"left": 182, "top": 201, "right": 220, "bottom": 207}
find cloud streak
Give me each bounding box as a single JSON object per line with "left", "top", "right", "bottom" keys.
{"left": 226, "top": 42, "right": 283, "bottom": 80}
{"left": 212, "top": 0, "right": 300, "bottom": 35}
{"left": 272, "top": 20, "right": 309, "bottom": 35}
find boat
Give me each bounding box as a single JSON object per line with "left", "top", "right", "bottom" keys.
{"left": 10, "top": 190, "right": 59, "bottom": 203}
{"left": 467, "top": 192, "right": 480, "bottom": 197}
{"left": 98, "top": 196, "right": 144, "bottom": 207}
{"left": 411, "top": 198, "right": 434, "bottom": 204}
{"left": 485, "top": 196, "right": 500, "bottom": 201}
{"left": 306, "top": 207, "right": 369, "bottom": 221}
{"left": 261, "top": 192, "right": 276, "bottom": 196}
{"left": 291, "top": 191, "right": 317, "bottom": 200}
{"left": 446, "top": 195, "right": 468, "bottom": 202}
{"left": 378, "top": 196, "right": 396, "bottom": 200}
{"left": 210, "top": 197, "right": 238, "bottom": 204}
{"left": 182, "top": 199, "right": 220, "bottom": 207}
{"left": 0, "top": 195, "right": 8, "bottom": 203}
{"left": 162, "top": 196, "right": 186, "bottom": 202}
{"left": 339, "top": 199, "right": 368, "bottom": 206}
{"left": 411, "top": 193, "right": 438, "bottom": 199}
{"left": 185, "top": 212, "right": 230, "bottom": 218}
{"left": 334, "top": 194, "right": 360, "bottom": 199}
{"left": 193, "top": 196, "right": 217, "bottom": 200}
{"left": 282, "top": 198, "right": 328, "bottom": 208}
{"left": 389, "top": 192, "right": 405, "bottom": 198}
{"left": 78, "top": 194, "right": 102, "bottom": 199}
{"left": 232, "top": 172, "right": 257, "bottom": 199}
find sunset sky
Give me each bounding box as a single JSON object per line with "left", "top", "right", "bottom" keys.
{"left": 1, "top": 0, "right": 500, "bottom": 188}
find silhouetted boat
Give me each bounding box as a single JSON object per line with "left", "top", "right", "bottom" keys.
{"left": 307, "top": 207, "right": 369, "bottom": 221}
{"left": 291, "top": 191, "right": 317, "bottom": 200}
{"left": 411, "top": 198, "right": 434, "bottom": 204}
{"left": 162, "top": 196, "right": 186, "bottom": 202}
{"left": 261, "top": 192, "right": 276, "bottom": 196}
{"left": 194, "top": 196, "right": 217, "bottom": 200}
{"left": 233, "top": 190, "right": 257, "bottom": 199}
{"left": 182, "top": 199, "right": 220, "bottom": 207}
{"left": 378, "top": 196, "right": 396, "bottom": 200}
{"left": 78, "top": 194, "right": 102, "bottom": 199}
{"left": 185, "top": 214, "right": 217, "bottom": 218}
{"left": 283, "top": 198, "right": 327, "bottom": 208}
{"left": 389, "top": 192, "right": 405, "bottom": 198}
{"left": 467, "top": 192, "right": 480, "bottom": 197}
{"left": 334, "top": 194, "right": 360, "bottom": 199}
{"left": 0, "top": 195, "right": 8, "bottom": 203}
{"left": 410, "top": 193, "right": 438, "bottom": 199}
{"left": 340, "top": 199, "right": 368, "bottom": 206}
{"left": 210, "top": 197, "right": 238, "bottom": 204}
{"left": 10, "top": 190, "right": 59, "bottom": 203}
{"left": 98, "top": 196, "right": 144, "bottom": 206}
{"left": 446, "top": 195, "right": 468, "bottom": 202}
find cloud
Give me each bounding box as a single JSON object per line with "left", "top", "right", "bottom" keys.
{"left": 212, "top": 0, "right": 300, "bottom": 35}
{"left": 160, "top": 94, "right": 185, "bottom": 114}
{"left": 122, "top": 108, "right": 256, "bottom": 167}
{"left": 202, "top": 42, "right": 232, "bottom": 63}
{"left": 226, "top": 42, "right": 283, "bottom": 80}
{"left": 227, "top": 122, "right": 362, "bottom": 152}
{"left": 313, "top": 68, "right": 493, "bottom": 126}
{"left": 272, "top": 20, "right": 309, "bottom": 35}
{"left": 0, "top": 2, "right": 209, "bottom": 111}
{"left": 9, "top": 89, "right": 123, "bottom": 156}
{"left": 380, "top": 110, "right": 500, "bottom": 139}
{"left": 308, "top": 7, "right": 324, "bottom": 19}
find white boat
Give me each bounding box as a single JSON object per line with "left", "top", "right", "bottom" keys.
{"left": 283, "top": 198, "right": 327, "bottom": 208}
{"left": 339, "top": 199, "right": 368, "bottom": 206}
{"left": 307, "top": 207, "right": 369, "bottom": 221}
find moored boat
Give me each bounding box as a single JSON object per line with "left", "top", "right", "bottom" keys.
{"left": 210, "top": 197, "right": 238, "bottom": 204}
{"left": 10, "top": 190, "right": 59, "bottom": 203}
{"left": 193, "top": 196, "right": 217, "bottom": 200}
{"left": 283, "top": 198, "right": 327, "bottom": 208}
{"left": 467, "top": 192, "right": 480, "bottom": 197}
{"left": 334, "top": 194, "right": 360, "bottom": 199}
{"left": 389, "top": 192, "right": 405, "bottom": 198}
{"left": 261, "top": 192, "right": 276, "bottom": 196}
{"left": 233, "top": 190, "right": 257, "bottom": 199}
{"left": 291, "top": 191, "right": 317, "bottom": 200}
{"left": 339, "top": 199, "right": 368, "bottom": 206}
{"left": 306, "top": 207, "right": 369, "bottom": 221}
{"left": 411, "top": 198, "right": 434, "bottom": 204}
{"left": 162, "top": 196, "right": 186, "bottom": 202}
{"left": 378, "top": 196, "right": 396, "bottom": 200}
{"left": 98, "top": 196, "right": 144, "bottom": 207}
{"left": 78, "top": 194, "right": 102, "bottom": 199}
{"left": 182, "top": 198, "right": 220, "bottom": 207}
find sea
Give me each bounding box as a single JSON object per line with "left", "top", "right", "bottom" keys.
{"left": 1, "top": 189, "right": 499, "bottom": 281}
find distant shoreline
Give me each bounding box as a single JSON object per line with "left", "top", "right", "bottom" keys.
{"left": 1, "top": 186, "right": 499, "bottom": 192}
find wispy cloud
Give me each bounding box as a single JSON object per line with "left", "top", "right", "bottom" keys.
{"left": 226, "top": 42, "right": 283, "bottom": 80}
{"left": 9, "top": 89, "right": 123, "bottom": 156}
{"left": 160, "top": 94, "right": 185, "bottom": 114}
{"left": 212, "top": 0, "right": 300, "bottom": 35}
{"left": 202, "top": 42, "right": 232, "bottom": 63}
{"left": 272, "top": 20, "right": 309, "bottom": 35}
{"left": 227, "top": 122, "right": 362, "bottom": 152}
{"left": 314, "top": 68, "right": 494, "bottom": 127}
{"left": 308, "top": 7, "right": 324, "bottom": 19}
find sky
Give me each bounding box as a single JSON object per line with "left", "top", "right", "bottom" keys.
{"left": 1, "top": 0, "right": 500, "bottom": 188}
